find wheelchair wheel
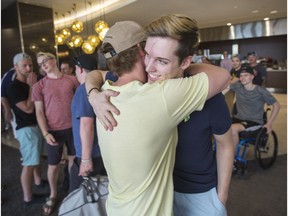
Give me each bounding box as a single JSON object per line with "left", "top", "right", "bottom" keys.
{"left": 254, "top": 128, "right": 278, "bottom": 169}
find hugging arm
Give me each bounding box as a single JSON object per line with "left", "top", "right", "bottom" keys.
{"left": 185, "top": 63, "right": 231, "bottom": 99}
{"left": 85, "top": 70, "right": 120, "bottom": 131}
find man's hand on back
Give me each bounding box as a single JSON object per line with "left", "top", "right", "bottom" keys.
{"left": 88, "top": 89, "right": 120, "bottom": 131}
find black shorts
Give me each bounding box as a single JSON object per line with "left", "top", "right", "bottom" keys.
{"left": 46, "top": 128, "right": 75, "bottom": 165}
{"left": 231, "top": 117, "right": 260, "bottom": 129}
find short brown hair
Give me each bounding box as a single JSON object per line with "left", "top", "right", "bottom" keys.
{"left": 101, "top": 42, "right": 145, "bottom": 77}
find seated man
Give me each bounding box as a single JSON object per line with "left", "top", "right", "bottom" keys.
{"left": 223, "top": 66, "right": 280, "bottom": 154}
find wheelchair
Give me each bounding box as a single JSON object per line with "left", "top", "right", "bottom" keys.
{"left": 233, "top": 108, "right": 278, "bottom": 177}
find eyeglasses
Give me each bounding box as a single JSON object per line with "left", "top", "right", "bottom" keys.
{"left": 38, "top": 57, "right": 53, "bottom": 67}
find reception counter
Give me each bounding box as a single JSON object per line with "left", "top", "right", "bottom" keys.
{"left": 266, "top": 69, "right": 287, "bottom": 90}
{"left": 225, "top": 68, "right": 287, "bottom": 113}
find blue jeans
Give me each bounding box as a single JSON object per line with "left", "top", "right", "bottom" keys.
{"left": 174, "top": 187, "right": 227, "bottom": 216}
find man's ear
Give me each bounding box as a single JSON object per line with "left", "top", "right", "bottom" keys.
{"left": 137, "top": 44, "right": 145, "bottom": 57}
{"left": 180, "top": 56, "right": 193, "bottom": 70}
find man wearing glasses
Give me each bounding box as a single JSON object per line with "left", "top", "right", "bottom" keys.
{"left": 32, "top": 52, "right": 79, "bottom": 215}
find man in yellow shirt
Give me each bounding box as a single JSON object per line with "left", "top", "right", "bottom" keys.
{"left": 86, "top": 15, "right": 230, "bottom": 216}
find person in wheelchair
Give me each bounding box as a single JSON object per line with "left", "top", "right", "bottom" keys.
{"left": 223, "top": 66, "right": 280, "bottom": 154}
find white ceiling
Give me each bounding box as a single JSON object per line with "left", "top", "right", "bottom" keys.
{"left": 2, "top": 0, "right": 287, "bottom": 29}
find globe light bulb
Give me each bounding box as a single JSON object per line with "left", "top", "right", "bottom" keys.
{"left": 71, "top": 20, "right": 84, "bottom": 33}
{"left": 71, "top": 35, "right": 83, "bottom": 47}
{"left": 87, "top": 35, "right": 100, "bottom": 47}
{"left": 98, "top": 28, "right": 109, "bottom": 41}
{"left": 95, "top": 21, "right": 109, "bottom": 34}
{"left": 82, "top": 40, "right": 96, "bottom": 54}
{"left": 67, "top": 40, "right": 75, "bottom": 49}
{"left": 55, "top": 34, "right": 65, "bottom": 45}
{"left": 61, "top": 28, "right": 71, "bottom": 39}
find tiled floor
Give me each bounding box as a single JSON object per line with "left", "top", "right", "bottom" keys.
{"left": 1, "top": 140, "right": 286, "bottom": 216}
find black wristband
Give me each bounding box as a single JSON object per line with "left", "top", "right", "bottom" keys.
{"left": 87, "top": 87, "right": 100, "bottom": 97}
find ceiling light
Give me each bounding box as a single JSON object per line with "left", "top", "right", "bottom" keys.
{"left": 67, "top": 40, "right": 76, "bottom": 49}
{"left": 82, "top": 40, "right": 96, "bottom": 54}
{"left": 71, "top": 20, "right": 84, "bottom": 33}
{"left": 61, "top": 28, "right": 71, "bottom": 39}
{"left": 264, "top": 17, "right": 269, "bottom": 21}
{"left": 54, "top": 0, "right": 137, "bottom": 28}
{"left": 98, "top": 28, "right": 109, "bottom": 41}
{"left": 251, "top": 10, "right": 259, "bottom": 13}
{"left": 227, "top": 23, "right": 232, "bottom": 26}
{"left": 270, "top": 10, "right": 278, "bottom": 14}
{"left": 55, "top": 34, "right": 65, "bottom": 45}
{"left": 95, "top": 21, "right": 109, "bottom": 34}
{"left": 87, "top": 35, "right": 100, "bottom": 47}
{"left": 71, "top": 35, "right": 83, "bottom": 47}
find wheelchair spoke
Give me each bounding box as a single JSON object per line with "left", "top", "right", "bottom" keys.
{"left": 255, "top": 130, "right": 278, "bottom": 169}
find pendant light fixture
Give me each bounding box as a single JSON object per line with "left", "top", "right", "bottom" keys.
{"left": 54, "top": 12, "right": 65, "bottom": 45}
{"left": 94, "top": 0, "right": 109, "bottom": 41}
{"left": 82, "top": 1, "right": 97, "bottom": 54}
{"left": 60, "top": 13, "right": 71, "bottom": 40}
{"left": 71, "top": 3, "right": 84, "bottom": 33}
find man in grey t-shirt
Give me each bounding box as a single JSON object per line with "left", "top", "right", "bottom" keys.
{"left": 223, "top": 66, "right": 280, "bottom": 153}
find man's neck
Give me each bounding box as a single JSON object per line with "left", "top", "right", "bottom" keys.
{"left": 15, "top": 72, "right": 26, "bottom": 83}
{"left": 114, "top": 72, "right": 138, "bottom": 86}
{"left": 235, "top": 65, "right": 241, "bottom": 71}
{"left": 79, "top": 75, "right": 85, "bottom": 85}
{"left": 244, "top": 83, "right": 255, "bottom": 90}
{"left": 113, "top": 61, "right": 146, "bottom": 86}
{"left": 46, "top": 69, "right": 63, "bottom": 79}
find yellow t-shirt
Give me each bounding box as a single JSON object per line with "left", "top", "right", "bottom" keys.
{"left": 97, "top": 73, "right": 209, "bottom": 216}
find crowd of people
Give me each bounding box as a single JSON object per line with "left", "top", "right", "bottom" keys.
{"left": 1, "top": 13, "right": 280, "bottom": 216}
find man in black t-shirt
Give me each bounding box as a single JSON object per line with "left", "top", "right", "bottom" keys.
{"left": 7, "top": 53, "right": 46, "bottom": 207}
{"left": 247, "top": 51, "right": 267, "bottom": 86}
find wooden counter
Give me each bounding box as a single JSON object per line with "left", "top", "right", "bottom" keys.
{"left": 266, "top": 69, "right": 287, "bottom": 90}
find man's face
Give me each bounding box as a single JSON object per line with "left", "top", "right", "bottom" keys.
{"left": 239, "top": 72, "right": 254, "bottom": 85}
{"left": 61, "top": 63, "right": 73, "bottom": 75}
{"left": 15, "top": 59, "right": 33, "bottom": 77}
{"left": 74, "top": 65, "right": 82, "bottom": 82}
{"left": 37, "top": 56, "right": 54, "bottom": 73}
{"left": 248, "top": 54, "right": 257, "bottom": 64}
{"left": 232, "top": 57, "right": 241, "bottom": 69}
{"left": 144, "top": 37, "right": 184, "bottom": 84}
